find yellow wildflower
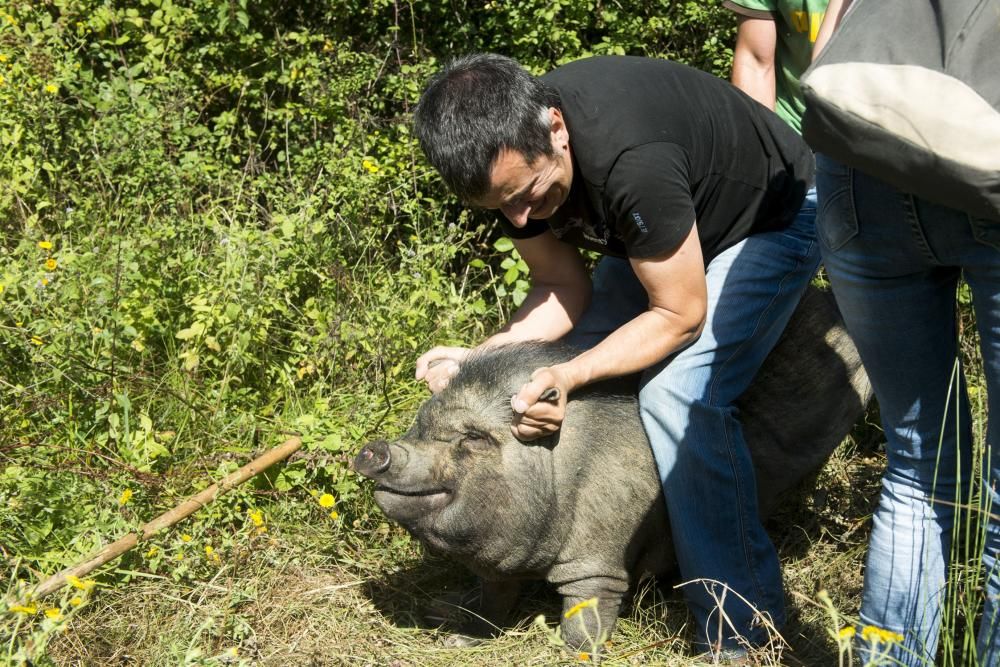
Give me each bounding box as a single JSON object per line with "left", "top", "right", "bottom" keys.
{"left": 38, "top": 240, "right": 52, "bottom": 250}
{"left": 564, "top": 597, "right": 598, "bottom": 619}
{"left": 30, "top": 336, "right": 43, "bottom": 346}
{"left": 329, "top": 510, "right": 339, "bottom": 520}
{"left": 9, "top": 604, "right": 37, "bottom": 614}
{"left": 45, "top": 83, "right": 58, "bottom": 94}
{"left": 65, "top": 575, "right": 96, "bottom": 591}
{"left": 362, "top": 159, "right": 380, "bottom": 174}
{"left": 228, "top": 647, "right": 239, "bottom": 657}
{"left": 44, "top": 608, "right": 61, "bottom": 620}
{"left": 70, "top": 596, "right": 82, "bottom": 606}
{"left": 145, "top": 546, "right": 158, "bottom": 558}
{"left": 248, "top": 509, "right": 264, "bottom": 527}
{"left": 40, "top": 278, "right": 48, "bottom": 286}
{"left": 181, "top": 533, "right": 192, "bottom": 542}
{"left": 175, "top": 553, "right": 184, "bottom": 561}
{"left": 838, "top": 625, "right": 856, "bottom": 640}
{"left": 0, "top": 283, "right": 4, "bottom": 294}
{"left": 861, "top": 624, "right": 903, "bottom": 644}
{"left": 118, "top": 488, "right": 133, "bottom": 505}
{"left": 204, "top": 545, "right": 221, "bottom": 563}
{"left": 319, "top": 493, "right": 335, "bottom": 508}
{"left": 0, "top": 54, "right": 7, "bottom": 62}
{"left": 883, "top": 629, "right": 904, "bottom": 643}
{"left": 45, "top": 258, "right": 57, "bottom": 270}
{"left": 6, "top": 14, "right": 16, "bottom": 26}
{"left": 0, "top": 74, "right": 4, "bottom": 86}
{"left": 577, "top": 652, "right": 590, "bottom": 662}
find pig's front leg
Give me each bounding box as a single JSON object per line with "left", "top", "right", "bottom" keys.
{"left": 558, "top": 587, "right": 625, "bottom": 654}
{"left": 463, "top": 577, "right": 522, "bottom": 637}
{"left": 437, "top": 578, "right": 522, "bottom": 647}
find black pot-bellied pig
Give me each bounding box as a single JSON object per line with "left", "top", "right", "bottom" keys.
{"left": 353, "top": 285, "right": 871, "bottom": 651}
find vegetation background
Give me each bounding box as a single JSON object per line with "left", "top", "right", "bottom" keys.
{"left": 0, "top": 1, "right": 987, "bottom": 665}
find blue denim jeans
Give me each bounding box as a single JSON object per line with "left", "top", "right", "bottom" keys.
{"left": 564, "top": 189, "right": 820, "bottom": 651}
{"left": 817, "top": 155, "right": 1000, "bottom": 666}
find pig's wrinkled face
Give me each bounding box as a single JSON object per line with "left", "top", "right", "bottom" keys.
{"left": 354, "top": 390, "right": 555, "bottom": 556}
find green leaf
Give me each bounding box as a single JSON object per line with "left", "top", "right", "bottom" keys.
{"left": 493, "top": 237, "right": 514, "bottom": 252}
{"left": 316, "top": 433, "right": 343, "bottom": 452}
{"left": 145, "top": 439, "right": 170, "bottom": 459}
{"left": 175, "top": 321, "right": 206, "bottom": 340}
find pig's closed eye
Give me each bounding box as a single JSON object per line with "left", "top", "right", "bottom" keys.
{"left": 460, "top": 430, "right": 494, "bottom": 451}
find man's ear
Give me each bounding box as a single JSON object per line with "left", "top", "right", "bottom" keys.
{"left": 548, "top": 107, "right": 569, "bottom": 152}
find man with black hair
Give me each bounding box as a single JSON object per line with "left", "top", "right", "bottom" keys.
{"left": 412, "top": 53, "right": 817, "bottom": 659}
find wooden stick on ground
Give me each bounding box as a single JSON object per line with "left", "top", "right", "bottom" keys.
{"left": 31, "top": 436, "right": 303, "bottom": 599}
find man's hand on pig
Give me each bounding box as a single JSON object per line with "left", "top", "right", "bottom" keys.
{"left": 510, "top": 365, "right": 572, "bottom": 440}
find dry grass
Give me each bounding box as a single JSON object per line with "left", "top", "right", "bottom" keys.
{"left": 42, "top": 421, "right": 885, "bottom": 667}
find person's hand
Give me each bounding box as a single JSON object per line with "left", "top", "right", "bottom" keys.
{"left": 415, "top": 346, "right": 471, "bottom": 393}
{"left": 510, "top": 366, "right": 572, "bottom": 441}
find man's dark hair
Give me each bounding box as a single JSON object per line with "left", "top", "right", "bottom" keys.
{"left": 413, "top": 53, "right": 561, "bottom": 203}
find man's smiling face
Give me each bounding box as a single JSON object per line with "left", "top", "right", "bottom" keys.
{"left": 473, "top": 108, "right": 574, "bottom": 227}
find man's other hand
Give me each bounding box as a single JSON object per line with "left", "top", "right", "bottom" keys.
{"left": 415, "top": 346, "right": 471, "bottom": 393}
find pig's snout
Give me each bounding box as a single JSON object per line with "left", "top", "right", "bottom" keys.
{"left": 354, "top": 440, "right": 392, "bottom": 478}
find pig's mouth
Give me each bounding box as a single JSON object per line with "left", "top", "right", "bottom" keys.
{"left": 373, "top": 484, "right": 453, "bottom": 513}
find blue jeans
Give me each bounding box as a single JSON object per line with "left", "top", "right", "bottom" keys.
{"left": 817, "top": 155, "right": 1000, "bottom": 666}
{"left": 564, "top": 189, "right": 820, "bottom": 651}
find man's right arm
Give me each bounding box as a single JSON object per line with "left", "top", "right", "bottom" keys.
{"left": 731, "top": 13, "right": 779, "bottom": 110}
{"left": 487, "top": 230, "right": 591, "bottom": 345}
{"left": 415, "top": 230, "right": 590, "bottom": 392}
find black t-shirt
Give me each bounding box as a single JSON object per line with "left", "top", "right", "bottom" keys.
{"left": 499, "top": 56, "right": 814, "bottom": 263}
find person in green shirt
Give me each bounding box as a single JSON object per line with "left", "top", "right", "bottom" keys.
{"left": 726, "top": 0, "right": 829, "bottom": 134}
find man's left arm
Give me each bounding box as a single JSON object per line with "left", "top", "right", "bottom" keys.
{"left": 813, "top": 0, "right": 852, "bottom": 59}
